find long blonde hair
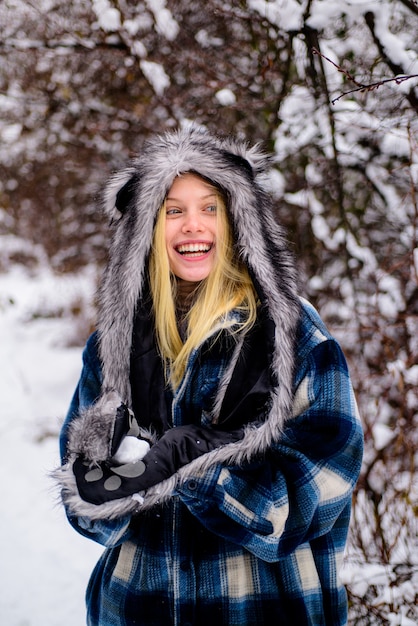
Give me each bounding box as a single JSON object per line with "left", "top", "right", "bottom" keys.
{"left": 148, "top": 177, "right": 258, "bottom": 388}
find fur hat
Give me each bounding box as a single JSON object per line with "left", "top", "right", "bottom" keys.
{"left": 98, "top": 125, "right": 299, "bottom": 406}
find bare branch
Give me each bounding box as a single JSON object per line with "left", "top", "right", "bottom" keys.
{"left": 312, "top": 47, "right": 418, "bottom": 106}
{"left": 330, "top": 74, "right": 418, "bottom": 104}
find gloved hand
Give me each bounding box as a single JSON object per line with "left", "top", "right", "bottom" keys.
{"left": 73, "top": 423, "right": 244, "bottom": 504}
{"left": 73, "top": 455, "right": 148, "bottom": 504}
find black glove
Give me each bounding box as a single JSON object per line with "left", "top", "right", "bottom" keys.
{"left": 73, "top": 455, "right": 148, "bottom": 504}
{"left": 73, "top": 423, "right": 244, "bottom": 505}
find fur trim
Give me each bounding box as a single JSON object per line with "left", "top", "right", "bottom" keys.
{"left": 67, "top": 390, "right": 121, "bottom": 462}
{"left": 210, "top": 332, "right": 245, "bottom": 424}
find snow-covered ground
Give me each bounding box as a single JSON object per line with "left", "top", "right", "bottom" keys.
{"left": 0, "top": 265, "right": 102, "bottom": 626}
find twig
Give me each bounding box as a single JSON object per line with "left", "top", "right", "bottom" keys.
{"left": 312, "top": 48, "right": 418, "bottom": 105}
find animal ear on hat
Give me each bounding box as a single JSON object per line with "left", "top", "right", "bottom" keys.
{"left": 221, "top": 151, "right": 254, "bottom": 179}
{"left": 220, "top": 138, "right": 270, "bottom": 176}
{"left": 103, "top": 168, "right": 139, "bottom": 222}
{"left": 115, "top": 176, "right": 137, "bottom": 214}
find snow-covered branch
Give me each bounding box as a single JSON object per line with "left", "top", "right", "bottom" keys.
{"left": 312, "top": 47, "right": 418, "bottom": 104}
{"left": 364, "top": 10, "right": 418, "bottom": 112}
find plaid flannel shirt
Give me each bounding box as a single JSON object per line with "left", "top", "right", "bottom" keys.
{"left": 60, "top": 300, "right": 363, "bottom": 626}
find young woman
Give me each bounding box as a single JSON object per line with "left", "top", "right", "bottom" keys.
{"left": 55, "top": 126, "right": 363, "bottom": 626}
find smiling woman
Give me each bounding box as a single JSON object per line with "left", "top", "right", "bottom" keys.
{"left": 54, "top": 126, "right": 363, "bottom": 626}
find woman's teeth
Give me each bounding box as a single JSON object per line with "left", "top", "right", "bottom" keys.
{"left": 177, "top": 243, "right": 211, "bottom": 256}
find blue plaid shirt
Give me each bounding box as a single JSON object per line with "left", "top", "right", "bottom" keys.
{"left": 60, "top": 300, "right": 363, "bottom": 626}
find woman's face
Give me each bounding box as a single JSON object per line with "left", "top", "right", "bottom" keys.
{"left": 164, "top": 174, "right": 223, "bottom": 283}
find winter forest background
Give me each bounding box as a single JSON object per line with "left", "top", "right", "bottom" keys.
{"left": 0, "top": 0, "right": 417, "bottom": 624}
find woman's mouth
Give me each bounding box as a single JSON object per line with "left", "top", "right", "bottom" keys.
{"left": 176, "top": 243, "right": 213, "bottom": 258}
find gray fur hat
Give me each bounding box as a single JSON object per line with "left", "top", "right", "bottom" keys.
{"left": 98, "top": 125, "right": 299, "bottom": 407}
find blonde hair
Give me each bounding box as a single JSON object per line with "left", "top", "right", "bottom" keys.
{"left": 149, "top": 178, "right": 258, "bottom": 388}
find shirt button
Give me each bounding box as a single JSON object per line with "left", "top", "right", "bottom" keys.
{"left": 187, "top": 479, "right": 197, "bottom": 491}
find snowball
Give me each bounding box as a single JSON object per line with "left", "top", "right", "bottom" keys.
{"left": 112, "top": 437, "right": 150, "bottom": 464}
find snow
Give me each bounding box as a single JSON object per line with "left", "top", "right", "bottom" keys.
{"left": 195, "top": 29, "right": 224, "bottom": 48}
{"left": 92, "top": 0, "right": 121, "bottom": 32}
{"left": 0, "top": 266, "right": 102, "bottom": 626}
{"left": 373, "top": 11, "right": 418, "bottom": 71}
{"left": 112, "top": 437, "right": 150, "bottom": 464}
{"left": 131, "top": 40, "right": 147, "bottom": 59}
{"left": 1, "top": 123, "right": 22, "bottom": 144}
{"left": 248, "top": 0, "right": 304, "bottom": 31}
{"left": 145, "top": 0, "right": 179, "bottom": 41}
{"left": 140, "top": 60, "right": 170, "bottom": 96}
{"left": 215, "top": 88, "right": 236, "bottom": 106}
{"left": 372, "top": 423, "right": 395, "bottom": 451}
{"left": 404, "top": 365, "right": 418, "bottom": 386}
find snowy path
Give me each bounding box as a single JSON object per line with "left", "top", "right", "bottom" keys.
{"left": 0, "top": 268, "right": 102, "bottom": 625}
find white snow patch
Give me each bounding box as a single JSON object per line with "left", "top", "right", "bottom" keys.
{"left": 372, "top": 423, "right": 395, "bottom": 451}
{"left": 123, "top": 18, "right": 142, "bottom": 37}
{"left": 140, "top": 60, "right": 170, "bottom": 96}
{"left": 404, "top": 365, "right": 418, "bottom": 386}
{"left": 215, "top": 89, "right": 236, "bottom": 106}
{"left": 0, "top": 264, "right": 102, "bottom": 626}
{"left": 92, "top": 0, "right": 121, "bottom": 32}
{"left": 1, "top": 123, "right": 22, "bottom": 143}
{"left": 195, "top": 29, "right": 224, "bottom": 48}
{"left": 248, "top": 0, "right": 304, "bottom": 31}
{"left": 131, "top": 40, "right": 147, "bottom": 59}
{"left": 145, "top": 0, "right": 179, "bottom": 41}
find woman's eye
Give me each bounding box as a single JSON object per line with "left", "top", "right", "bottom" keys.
{"left": 205, "top": 205, "right": 217, "bottom": 213}
{"left": 166, "top": 207, "right": 181, "bottom": 216}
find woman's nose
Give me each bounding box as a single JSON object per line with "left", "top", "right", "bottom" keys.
{"left": 182, "top": 210, "right": 204, "bottom": 232}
